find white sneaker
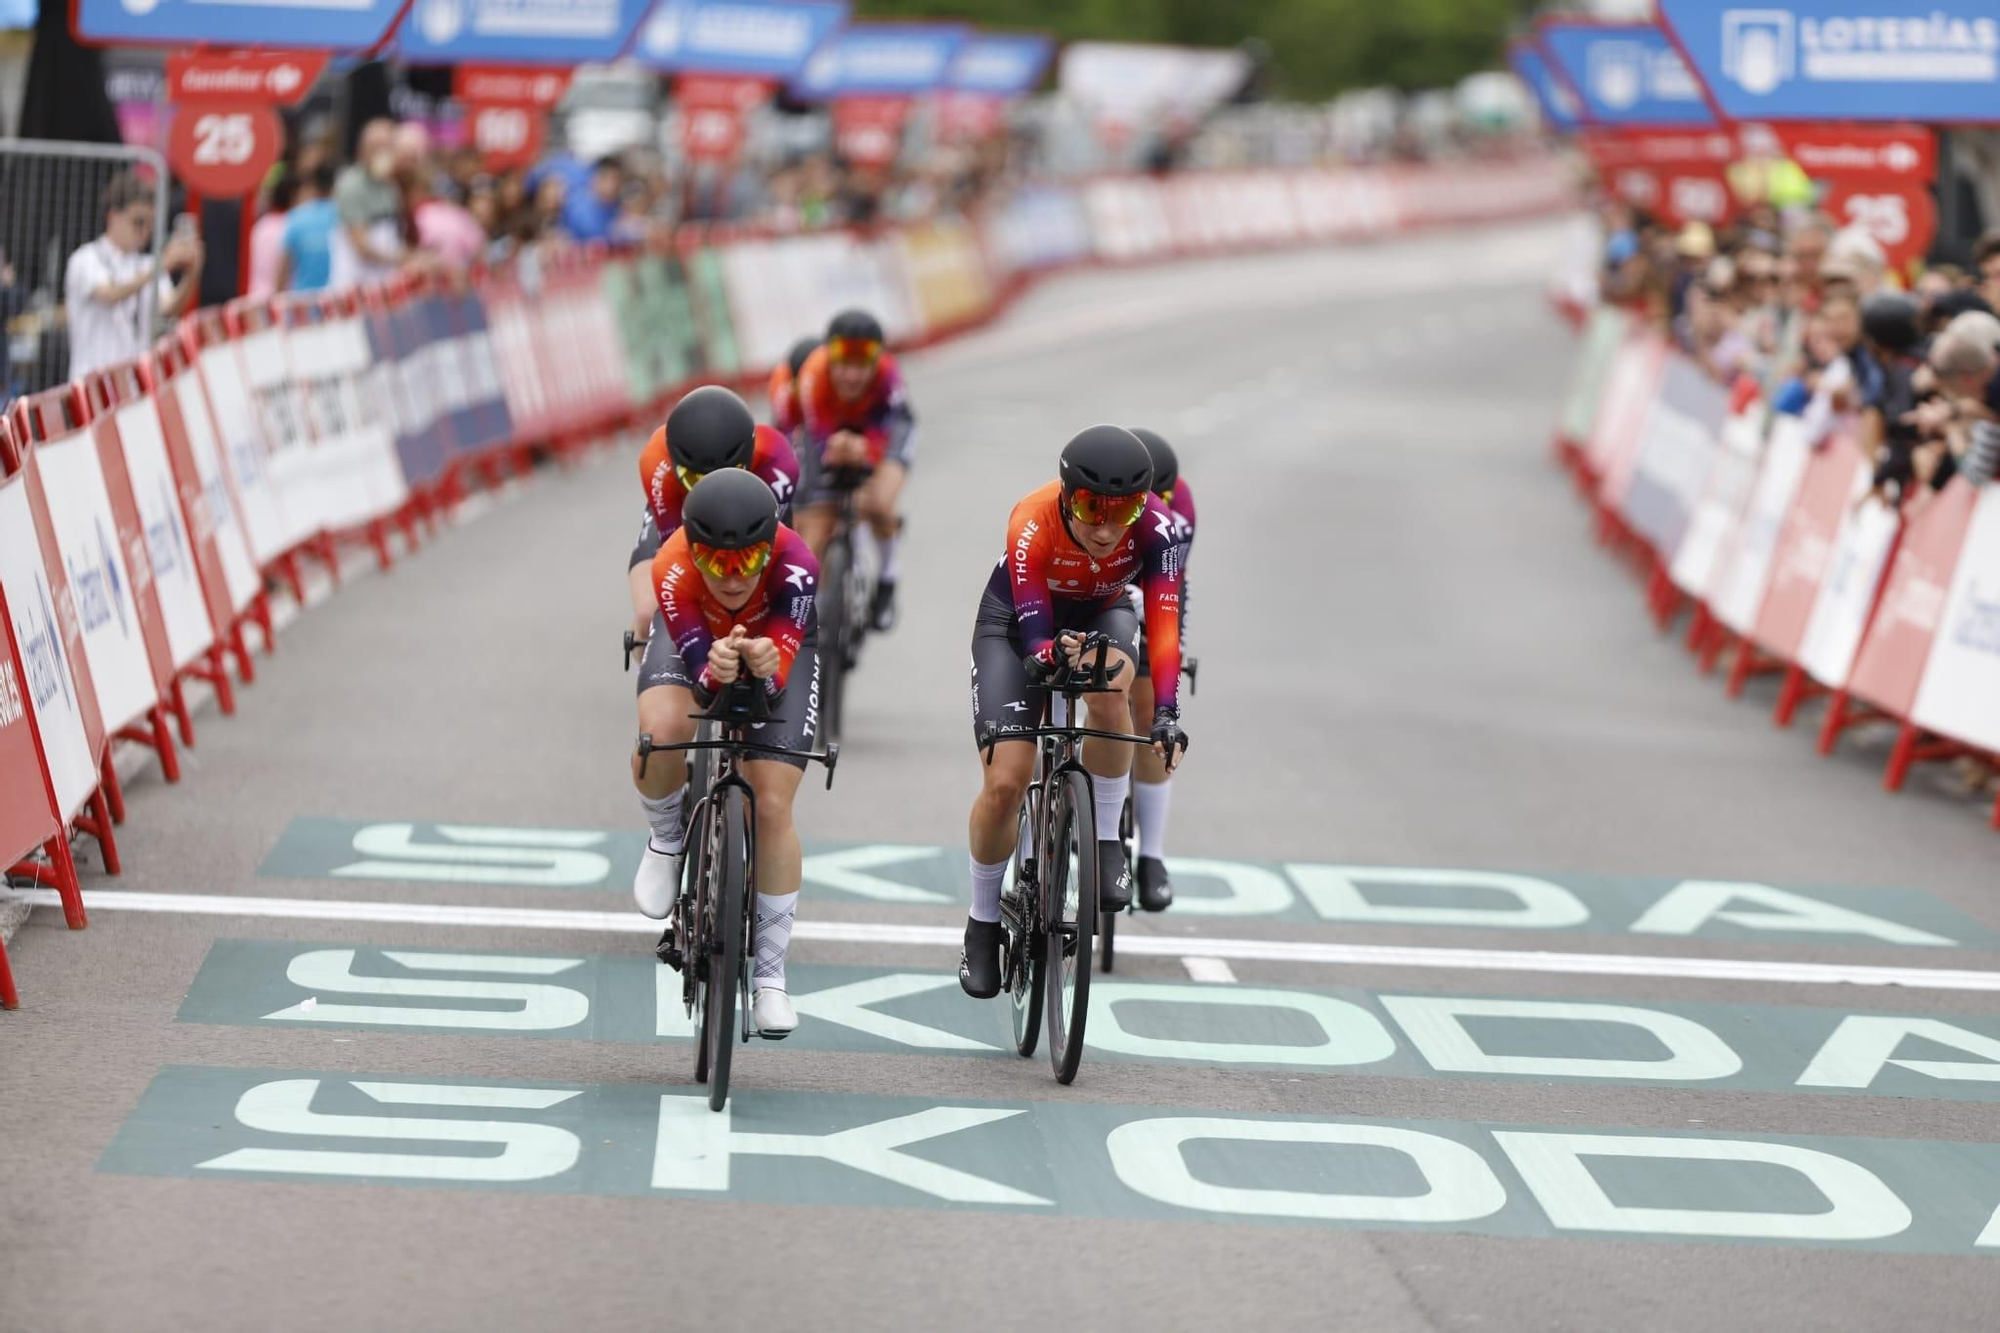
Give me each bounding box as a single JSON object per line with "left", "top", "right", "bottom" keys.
{"left": 633, "top": 841, "right": 683, "bottom": 920}
{"left": 753, "top": 986, "right": 797, "bottom": 1038}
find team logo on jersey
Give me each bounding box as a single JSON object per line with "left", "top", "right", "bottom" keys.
{"left": 784, "top": 563, "right": 813, "bottom": 591}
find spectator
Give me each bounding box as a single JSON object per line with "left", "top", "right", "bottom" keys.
{"left": 560, "top": 156, "right": 626, "bottom": 242}
{"left": 277, "top": 163, "right": 339, "bottom": 293}
{"left": 1783, "top": 213, "right": 1833, "bottom": 301}
{"left": 1974, "top": 229, "right": 2000, "bottom": 313}
{"left": 245, "top": 170, "right": 301, "bottom": 299}
{"left": 411, "top": 169, "right": 487, "bottom": 272}
{"left": 1, "top": 247, "right": 22, "bottom": 407}
{"left": 63, "top": 171, "right": 202, "bottom": 381}
{"left": 1821, "top": 227, "right": 1887, "bottom": 300}
{"left": 330, "top": 118, "right": 407, "bottom": 290}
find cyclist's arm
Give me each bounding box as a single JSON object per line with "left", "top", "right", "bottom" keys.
{"left": 638, "top": 428, "right": 683, "bottom": 535}
{"left": 652, "top": 548, "right": 719, "bottom": 692}
{"left": 796, "top": 350, "right": 836, "bottom": 455}
{"left": 755, "top": 530, "right": 819, "bottom": 700}
{"left": 870, "top": 359, "right": 914, "bottom": 465}
{"left": 629, "top": 508, "right": 661, "bottom": 634}
{"left": 629, "top": 507, "right": 662, "bottom": 572}
{"left": 755, "top": 424, "right": 801, "bottom": 522}
{"left": 1005, "top": 499, "right": 1058, "bottom": 660}
{"left": 1173, "top": 480, "right": 1196, "bottom": 634}
{"left": 1139, "top": 500, "right": 1186, "bottom": 710}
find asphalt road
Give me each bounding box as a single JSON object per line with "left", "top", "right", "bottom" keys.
{"left": 7, "top": 216, "right": 2000, "bottom": 1333}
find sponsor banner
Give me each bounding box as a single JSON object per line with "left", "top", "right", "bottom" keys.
{"left": 191, "top": 323, "right": 294, "bottom": 567}
{"left": 984, "top": 184, "right": 1094, "bottom": 275}
{"left": 452, "top": 66, "right": 571, "bottom": 108}
{"left": 236, "top": 315, "right": 321, "bottom": 552}
{"left": 1622, "top": 354, "right": 1729, "bottom": 557}
{"left": 0, "top": 472, "right": 100, "bottom": 820}
{"left": 1057, "top": 40, "right": 1252, "bottom": 123}
{"left": 1910, "top": 484, "right": 2000, "bottom": 754}
{"left": 34, "top": 426, "right": 158, "bottom": 733}
{"left": 1558, "top": 307, "right": 1629, "bottom": 449}
{"left": 831, "top": 95, "right": 912, "bottom": 169}
{"left": 1848, "top": 481, "right": 1979, "bottom": 718}
{"left": 638, "top": 0, "right": 848, "bottom": 78}
{"left": 1508, "top": 38, "right": 1583, "bottom": 132}
{"left": 948, "top": 32, "right": 1055, "bottom": 96}
{"left": 101, "top": 1064, "right": 2000, "bottom": 1254}
{"left": 1819, "top": 177, "right": 1936, "bottom": 273}
{"left": 1591, "top": 335, "right": 1671, "bottom": 505}
{"left": 1752, "top": 430, "right": 1873, "bottom": 662}
{"left": 152, "top": 344, "right": 260, "bottom": 620}
{"left": 110, "top": 399, "right": 210, "bottom": 673}
{"left": 1773, "top": 122, "right": 1936, "bottom": 182}
{"left": 1658, "top": 0, "right": 2000, "bottom": 123}
{"left": 398, "top": 0, "right": 655, "bottom": 65}
{"left": 1539, "top": 20, "right": 1718, "bottom": 127}
{"left": 1081, "top": 177, "right": 1175, "bottom": 262}
{"left": 166, "top": 52, "right": 329, "bottom": 106}
{"left": 0, "top": 568, "right": 57, "bottom": 867}
{"left": 253, "top": 819, "right": 1998, "bottom": 947}
{"left": 465, "top": 104, "right": 547, "bottom": 172}
{"left": 1713, "top": 412, "right": 1814, "bottom": 635}
{"left": 1670, "top": 398, "right": 1764, "bottom": 600}
{"left": 74, "top": 0, "right": 401, "bottom": 50}
{"left": 793, "top": 22, "right": 968, "bottom": 100}
{"left": 1797, "top": 492, "right": 1901, "bottom": 689}
{"left": 167, "top": 103, "right": 286, "bottom": 199}
{"left": 674, "top": 73, "right": 773, "bottom": 162}
{"left": 896, "top": 218, "right": 994, "bottom": 333}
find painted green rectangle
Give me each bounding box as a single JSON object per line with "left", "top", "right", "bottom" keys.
{"left": 251, "top": 817, "right": 2000, "bottom": 949}
{"left": 97, "top": 1066, "right": 2000, "bottom": 1255}
{"left": 176, "top": 942, "right": 2000, "bottom": 1102}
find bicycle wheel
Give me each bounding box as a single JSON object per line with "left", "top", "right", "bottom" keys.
{"left": 704, "top": 785, "right": 751, "bottom": 1112}
{"left": 1008, "top": 784, "right": 1044, "bottom": 1058}
{"left": 818, "top": 536, "right": 850, "bottom": 744}
{"left": 686, "top": 801, "right": 715, "bottom": 1085}
{"left": 1044, "top": 769, "right": 1097, "bottom": 1085}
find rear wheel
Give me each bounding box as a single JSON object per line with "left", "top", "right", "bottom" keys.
{"left": 819, "top": 536, "right": 850, "bottom": 745}
{"left": 1007, "top": 785, "right": 1044, "bottom": 1058}
{"left": 1045, "top": 770, "right": 1097, "bottom": 1085}
{"left": 687, "top": 806, "right": 714, "bottom": 1085}
{"left": 704, "top": 785, "right": 750, "bottom": 1112}
{"left": 1099, "top": 797, "right": 1133, "bottom": 973}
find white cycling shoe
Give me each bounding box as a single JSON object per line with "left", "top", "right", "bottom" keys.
{"left": 754, "top": 986, "right": 798, "bottom": 1038}
{"left": 633, "top": 841, "right": 683, "bottom": 920}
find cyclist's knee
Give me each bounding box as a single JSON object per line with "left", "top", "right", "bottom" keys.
{"left": 980, "top": 745, "right": 1034, "bottom": 807}
{"left": 637, "top": 687, "right": 697, "bottom": 744}
{"left": 746, "top": 764, "right": 801, "bottom": 833}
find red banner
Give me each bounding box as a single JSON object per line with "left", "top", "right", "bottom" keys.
{"left": 832, "top": 96, "right": 912, "bottom": 170}
{"left": 466, "top": 104, "right": 548, "bottom": 172}
{"left": 167, "top": 104, "right": 285, "bottom": 199}
{"left": 454, "top": 66, "right": 572, "bottom": 110}
{"left": 1775, "top": 124, "right": 1935, "bottom": 185}
{"left": 1848, "top": 482, "right": 1979, "bottom": 718}
{"left": 166, "top": 51, "right": 328, "bottom": 107}
{"left": 936, "top": 92, "right": 1007, "bottom": 142}
{"left": 674, "top": 76, "right": 771, "bottom": 164}
{"left": 1820, "top": 179, "right": 1937, "bottom": 274}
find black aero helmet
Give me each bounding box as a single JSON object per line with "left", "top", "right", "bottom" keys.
{"left": 665, "top": 386, "right": 757, "bottom": 475}
{"left": 1126, "top": 426, "right": 1178, "bottom": 498}
{"left": 682, "top": 467, "right": 779, "bottom": 551}
{"left": 826, "top": 308, "right": 885, "bottom": 345}
{"left": 1861, "top": 290, "right": 1924, "bottom": 356}
{"left": 786, "top": 336, "right": 819, "bottom": 379}
{"left": 1059, "top": 425, "right": 1153, "bottom": 499}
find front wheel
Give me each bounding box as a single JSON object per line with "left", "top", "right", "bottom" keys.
{"left": 818, "top": 537, "right": 850, "bottom": 745}
{"left": 703, "top": 785, "right": 751, "bottom": 1112}
{"left": 1045, "top": 769, "right": 1097, "bottom": 1085}
{"left": 1008, "top": 783, "right": 1044, "bottom": 1057}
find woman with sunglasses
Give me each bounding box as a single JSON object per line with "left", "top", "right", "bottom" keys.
{"left": 959, "top": 426, "right": 1190, "bottom": 1000}
{"left": 793, "top": 309, "right": 916, "bottom": 632}
{"left": 632, "top": 468, "right": 821, "bottom": 1036}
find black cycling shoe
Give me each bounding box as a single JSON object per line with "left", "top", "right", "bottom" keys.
{"left": 1097, "top": 842, "right": 1134, "bottom": 912}
{"left": 1137, "top": 856, "right": 1173, "bottom": 912}
{"left": 959, "top": 916, "right": 1004, "bottom": 998}
{"left": 869, "top": 579, "right": 898, "bottom": 633}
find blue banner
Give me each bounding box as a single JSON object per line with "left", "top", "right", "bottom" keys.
{"left": 636, "top": 0, "right": 847, "bottom": 77}
{"left": 75, "top": 0, "right": 401, "bottom": 49}
{"left": 1659, "top": 1, "right": 2000, "bottom": 123}
{"left": 792, "top": 22, "right": 967, "bottom": 99}
{"left": 1508, "top": 41, "right": 1581, "bottom": 132}
{"left": 398, "top": 0, "right": 654, "bottom": 65}
{"left": 1540, "top": 21, "right": 1718, "bottom": 127}
{"left": 948, "top": 33, "right": 1055, "bottom": 96}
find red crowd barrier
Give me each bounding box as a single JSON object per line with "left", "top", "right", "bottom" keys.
{"left": 1556, "top": 303, "right": 2000, "bottom": 832}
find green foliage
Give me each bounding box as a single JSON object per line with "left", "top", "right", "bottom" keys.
{"left": 853, "top": 0, "right": 1537, "bottom": 98}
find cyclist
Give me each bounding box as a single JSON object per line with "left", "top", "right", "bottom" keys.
{"left": 793, "top": 308, "right": 914, "bottom": 632}
{"left": 768, "top": 335, "right": 820, "bottom": 438}
{"left": 959, "top": 425, "right": 1189, "bottom": 999}
{"left": 631, "top": 468, "right": 821, "bottom": 1036}
{"left": 624, "top": 386, "right": 800, "bottom": 651}
{"left": 1123, "top": 427, "right": 1194, "bottom": 913}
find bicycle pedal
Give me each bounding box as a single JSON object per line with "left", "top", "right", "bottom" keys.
{"left": 757, "top": 1028, "right": 792, "bottom": 1041}
{"left": 654, "top": 941, "right": 684, "bottom": 971}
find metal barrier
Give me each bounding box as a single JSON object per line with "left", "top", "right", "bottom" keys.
{"left": 0, "top": 139, "right": 169, "bottom": 401}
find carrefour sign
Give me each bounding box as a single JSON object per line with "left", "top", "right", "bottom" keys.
{"left": 1540, "top": 20, "right": 1719, "bottom": 127}
{"left": 1659, "top": 2, "right": 2000, "bottom": 121}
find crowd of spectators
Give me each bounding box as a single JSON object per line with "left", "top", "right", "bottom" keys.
{"left": 1595, "top": 194, "right": 2000, "bottom": 502}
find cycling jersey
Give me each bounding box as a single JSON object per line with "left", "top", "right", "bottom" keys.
{"left": 629, "top": 422, "right": 800, "bottom": 570}
{"left": 987, "top": 480, "right": 1184, "bottom": 711}
{"left": 769, "top": 361, "right": 803, "bottom": 437}
{"left": 651, "top": 524, "right": 819, "bottom": 701}
{"left": 1133, "top": 480, "right": 1196, "bottom": 674}
{"left": 795, "top": 345, "right": 915, "bottom": 470}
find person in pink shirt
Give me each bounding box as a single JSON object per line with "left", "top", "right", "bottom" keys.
{"left": 246, "top": 172, "right": 301, "bottom": 299}
{"left": 413, "top": 184, "right": 488, "bottom": 271}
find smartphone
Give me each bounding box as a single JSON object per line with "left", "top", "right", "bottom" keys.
{"left": 172, "top": 213, "right": 199, "bottom": 241}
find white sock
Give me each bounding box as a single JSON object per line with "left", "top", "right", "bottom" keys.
{"left": 1135, "top": 778, "right": 1173, "bottom": 861}
{"left": 876, "top": 529, "right": 901, "bottom": 583}
{"left": 969, "top": 856, "right": 1009, "bottom": 923}
{"left": 640, "top": 789, "right": 685, "bottom": 853}
{"left": 754, "top": 890, "right": 798, "bottom": 987}
{"left": 1093, "top": 772, "right": 1129, "bottom": 843}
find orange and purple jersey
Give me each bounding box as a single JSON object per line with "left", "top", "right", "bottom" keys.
{"left": 637, "top": 422, "right": 799, "bottom": 539}
{"left": 768, "top": 362, "right": 803, "bottom": 436}
{"left": 991, "top": 480, "right": 1185, "bottom": 710}
{"left": 651, "top": 524, "right": 819, "bottom": 699}
{"left": 795, "top": 345, "right": 914, "bottom": 468}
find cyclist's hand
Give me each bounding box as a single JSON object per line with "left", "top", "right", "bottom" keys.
{"left": 708, "top": 626, "right": 746, "bottom": 684}
{"left": 741, "top": 636, "right": 781, "bottom": 679}
{"left": 1151, "top": 706, "right": 1188, "bottom": 774}
{"left": 827, "top": 431, "right": 868, "bottom": 468}
{"left": 1022, "top": 642, "right": 1063, "bottom": 689}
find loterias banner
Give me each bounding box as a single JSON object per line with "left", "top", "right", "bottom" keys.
{"left": 1539, "top": 19, "right": 1718, "bottom": 128}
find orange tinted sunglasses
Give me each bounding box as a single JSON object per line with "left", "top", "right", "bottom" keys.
{"left": 1068, "top": 488, "right": 1148, "bottom": 528}
{"left": 690, "top": 540, "right": 772, "bottom": 580}
{"left": 827, "top": 336, "right": 882, "bottom": 366}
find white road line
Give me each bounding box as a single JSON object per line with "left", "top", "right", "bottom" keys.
{"left": 12, "top": 888, "right": 2000, "bottom": 992}
{"left": 1182, "top": 957, "right": 1238, "bottom": 984}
